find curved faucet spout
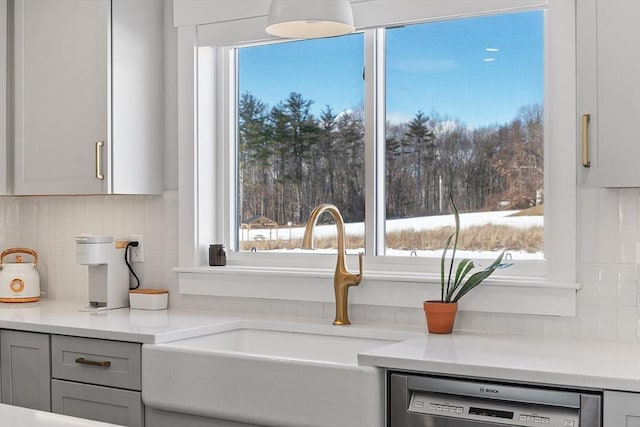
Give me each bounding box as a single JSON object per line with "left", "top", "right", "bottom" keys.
{"left": 302, "top": 204, "right": 363, "bottom": 325}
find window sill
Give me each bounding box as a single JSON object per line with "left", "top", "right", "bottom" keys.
{"left": 174, "top": 266, "right": 579, "bottom": 317}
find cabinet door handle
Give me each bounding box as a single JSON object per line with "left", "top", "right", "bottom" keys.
{"left": 75, "top": 357, "right": 111, "bottom": 368}
{"left": 95, "top": 141, "right": 105, "bottom": 180}
{"left": 581, "top": 114, "right": 591, "bottom": 168}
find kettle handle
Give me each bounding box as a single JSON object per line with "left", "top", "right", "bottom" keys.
{"left": 0, "top": 248, "right": 38, "bottom": 266}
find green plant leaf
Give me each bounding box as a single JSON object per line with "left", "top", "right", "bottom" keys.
{"left": 440, "top": 232, "right": 454, "bottom": 302}
{"left": 436, "top": 196, "right": 513, "bottom": 304}
{"left": 446, "top": 195, "right": 460, "bottom": 298}
{"left": 454, "top": 258, "right": 475, "bottom": 288}
{"left": 444, "top": 258, "right": 475, "bottom": 302}
{"left": 451, "top": 251, "right": 511, "bottom": 302}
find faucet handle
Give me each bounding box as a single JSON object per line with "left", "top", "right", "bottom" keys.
{"left": 354, "top": 252, "right": 363, "bottom": 285}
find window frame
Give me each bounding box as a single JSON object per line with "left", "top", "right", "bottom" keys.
{"left": 176, "top": 0, "right": 578, "bottom": 317}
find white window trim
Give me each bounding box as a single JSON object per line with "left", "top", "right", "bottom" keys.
{"left": 175, "top": 0, "right": 578, "bottom": 317}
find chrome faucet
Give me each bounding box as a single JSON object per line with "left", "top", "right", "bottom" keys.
{"left": 302, "top": 204, "right": 363, "bottom": 325}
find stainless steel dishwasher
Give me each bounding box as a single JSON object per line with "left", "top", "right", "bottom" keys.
{"left": 389, "top": 372, "right": 602, "bottom": 427}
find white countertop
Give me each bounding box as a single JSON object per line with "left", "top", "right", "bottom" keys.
{"left": 0, "top": 403, "right": 120, "bottom": 426}
{"left": 0, "top": 300, "right": 246, "bottom": 343}
{"left": 1, "top": 300, "right": 638, "bottom": 393}
{"left": 358, "top": 332, "right": 640, "bottom": 392}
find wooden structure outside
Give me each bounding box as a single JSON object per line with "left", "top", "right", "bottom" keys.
{"left": 240, "top": 216, "right": 279, "bottom": 241}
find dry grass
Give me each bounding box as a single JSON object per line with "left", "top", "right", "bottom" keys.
{"left": 386, "top": 224, "right": 543, "bottom": 252}
{"left": 508, "top": 205, "right": 543, "bottom": 217}
{"left": 240, "top": 224, "right": 543, "bottom": 252}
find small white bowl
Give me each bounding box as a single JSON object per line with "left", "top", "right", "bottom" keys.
{"left": 129, "top": 289, "right": 168, "bottom": 310}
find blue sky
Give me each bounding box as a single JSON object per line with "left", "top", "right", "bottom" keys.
{"left": 239, "top": 11, "right": 543, "bottom": 129}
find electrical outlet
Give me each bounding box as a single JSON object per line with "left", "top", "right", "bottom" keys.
{"left": 131, "top": 234, "right": 144, "bottom": 263}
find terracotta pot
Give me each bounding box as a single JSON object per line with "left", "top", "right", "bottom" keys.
{"left": 423, "top": 300, "right": 458, "bottom": 334}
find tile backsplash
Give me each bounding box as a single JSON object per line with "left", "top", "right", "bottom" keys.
{"left": 0, "top": 192, "right": 178, "bottom": 305}
{"left": 0, "top": 187, "right": 638, "bottom": 341}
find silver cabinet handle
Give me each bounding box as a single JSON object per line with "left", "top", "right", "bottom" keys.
{"left": 95, "top": 141, "right": 105, "bottom": 180}
{"left": 75, "top": 357, "right": 111, "bottom": 368}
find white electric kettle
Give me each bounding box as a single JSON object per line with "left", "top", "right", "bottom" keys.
{"left": 0, "top": 248, "right": 40, "bottom": 302}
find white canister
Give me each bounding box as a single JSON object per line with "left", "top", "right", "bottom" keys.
{"left": 129, "top": 289, "right": 168, "bottom": 310}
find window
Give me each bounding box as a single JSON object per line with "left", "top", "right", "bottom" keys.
{"left": 384, "top": 12, "right": 544, "bottom": 261}
{"left": 178, "top": 0, "right": 578, "bottom": 314}
{"left": 232, "top": 11, "right": 544, "bottom": 264}
{"left": 236, "top": 35, "right": 365, "bottom": 253}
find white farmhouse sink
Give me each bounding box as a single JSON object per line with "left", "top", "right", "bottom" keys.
{"left": 142, "top": 321, "right": 414, "bottom": 427}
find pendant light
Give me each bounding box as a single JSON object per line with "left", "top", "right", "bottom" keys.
{"left": 266, "top": 0, "right": 355, "bottom": 39}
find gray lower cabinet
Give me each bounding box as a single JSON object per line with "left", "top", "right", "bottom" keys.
{"left": 604, "top": 390, "right": 640, "bottom": 426}
{"left": 52, "top": 379, "right": 142, "bottom": 427}
{"left": 0, "top": 330, "right": 50, "bottom": 411}
{"left": 51, "top": 335, "right": 143, "bottom": 427}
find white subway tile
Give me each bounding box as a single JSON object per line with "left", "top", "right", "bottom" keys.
{"left": 618, "top": 189, "right": 639, "bottom": 263}
{"left": 454, "top": 311, "right": 474, "bottom": 332}
{"left": 577, "top": 302, "right": 599, "bottom": 340}
{"left": 598, "top": 265, "right": 619, "bottom": 297}
{"left": 617, "top": 305, "right": 637, "bottom": 342}
{"left": 579, "top": 188, "right": 599, "bottom": 263}
{"left": 597, "top": 296, "right": 618, "bottom": 341}
{"left": 270, "top": 301, "right": 285, "bottom": 317}
{"left": 379, "top": 306, "right": 396, "bottom": 324}
{"left": 307, "top": 302, "right": 324, "bottom": 319}
{"left": 393, "top": 308, "right": 413, "bottom": 325}
{"left": 578, "top": 264, "right": 599, "bottom": 303}
{"left": 597, "top": 189, "right": 620, "bottom": 264}
{"left": 524, "top": 317, "right": 544, "bottom": 336}
{"left": 365, "top": 306, "right": 382, "bottom": 323}
{"left": 508, "top": 316, "right": 527, "bottom": 335}
{"left": 616, "top": 264, "right": 636, "bottom": 307}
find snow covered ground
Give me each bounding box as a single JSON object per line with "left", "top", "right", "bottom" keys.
{"left": 241, "top": 210, "right": 544, "bottom": 260}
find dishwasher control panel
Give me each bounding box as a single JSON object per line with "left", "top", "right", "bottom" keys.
{"left": 410, "top": 392, "right": 580, "bottom": 427}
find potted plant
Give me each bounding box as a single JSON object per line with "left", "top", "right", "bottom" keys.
{"left": 424, "top": 195, "right": 512, "bottom": 334}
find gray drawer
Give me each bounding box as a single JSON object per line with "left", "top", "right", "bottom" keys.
{"left": 52, "top": 379, "right": 143, "bottom": 427}
{"left": 52, "top": 335, "right": 141, "bottom": 390}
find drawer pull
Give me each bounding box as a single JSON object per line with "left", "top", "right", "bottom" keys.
{"left": 75, "top": 357, "right": 111, "bottom": 368}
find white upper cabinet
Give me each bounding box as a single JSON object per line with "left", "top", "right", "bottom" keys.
{"left": 13, "top": 0, "right": 163, "bottom": 195}
{"left": 578, "top": 0, "right": 640, "bottom": 187}
{"left": 0, "top": 0, "right": 8, "bottom": 194}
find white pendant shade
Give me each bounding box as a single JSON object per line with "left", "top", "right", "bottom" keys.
{"left": 266, "top": 0, "right": 355, "bottom": 39}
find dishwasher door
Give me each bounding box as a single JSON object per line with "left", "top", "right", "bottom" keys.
{"left": 389, "top": 372, "right": 602, "bottom": 427}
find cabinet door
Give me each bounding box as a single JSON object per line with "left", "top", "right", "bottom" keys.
{"left": 604, "top": 390, "right": 640, "bottom": 426}
{"left": 14, "top": 0, "right": 109, "bottom": 194}
{"left": 578, "top": 0, "right": 640, "bottom": 187}
{"left": 0, "top": 330, "right": 50, "bottom": 411}
{"left": 52, "top": 379, "right": 143, "bottom": 427}
{"left": 0, "top": 0, "right": 7, "bottom": 194}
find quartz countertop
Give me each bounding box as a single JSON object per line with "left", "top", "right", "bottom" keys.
{"left": 0, "top": 300, "right": 420, "bottom": 344}
{"left": 0, "top": 403, "right": 120, "bottom": 426}
{"left": 358, "top": 332, "right": 640, "bottom": 392}
{"left": 0, "top": 300, "right": 247, "bottom": 343}
{"left": 1, "top": 300, "right": 639, "bottom": 393}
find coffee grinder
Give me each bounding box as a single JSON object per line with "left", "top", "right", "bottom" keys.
{"left": 76, "top": 236, "right": 129, "bottom": 310}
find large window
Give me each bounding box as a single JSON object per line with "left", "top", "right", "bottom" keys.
{"left": 237, "top": 35, "right": 365, "bottom": 252}
{"left": 384, "top": 12, "right": 544, "bottom": 260}
{"left": 233, "top": 10, "right": 544, "bottom": 263}
{"left": 176, "top": 0, "right": 577, "bottom": 315}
